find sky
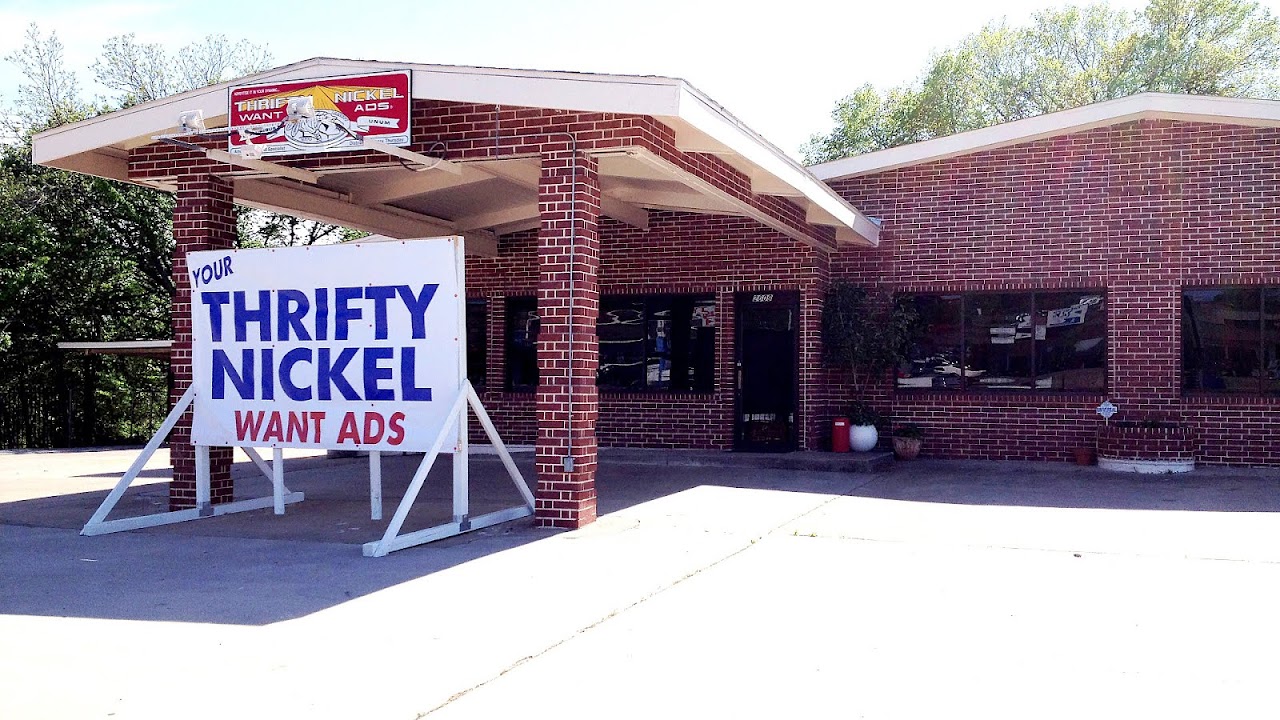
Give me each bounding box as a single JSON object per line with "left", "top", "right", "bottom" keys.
{"left": 1, "top": 0, "right": 1277, "bottom": 159}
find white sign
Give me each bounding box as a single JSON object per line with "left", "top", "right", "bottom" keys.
{"left": 188, "top": 239, "right": 462, "bottom": 451}
{"left": 1096, "top": 401, "right": 1118, "bottom": 420}
{"left": 1047, "top": 304, "right": 1088, "bottom": 327}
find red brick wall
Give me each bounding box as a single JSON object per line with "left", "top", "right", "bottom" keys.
{"left": 826, "top": 119, "right": 1280, "bottom": 465}
{"left": 169, "top": 174, "right": 235, "bottom": 508}
{"left": 466, "top": 211, "right": 817, "bottom": 450}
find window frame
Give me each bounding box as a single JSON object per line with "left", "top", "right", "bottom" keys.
{"left": 895, "top": 289, "right": 1109, "bottom": 394}
{"left": 503, "top": 296, "right": 540, "bottom": 393}
{"left": 597, "top": 293, "right": 717, "bottom": 395}
{"left": 1182, "top": 285, "right": 1280, "bottom": 397}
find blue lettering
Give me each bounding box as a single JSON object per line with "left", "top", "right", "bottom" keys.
{"left": 363, "top": 347, "right": 395, "bottom": 401}
{"left": 280, "top": 348, "right": 313, "bottom": 401}
{"left": 400, "top": 346, "right": 432, "bottom": 401}
{"left": 212, "top": 349, "right": 254, "bottom": 400}
{"left": 315, "top": 288, "right": 329, "bottom": 341}
{"left": 276, "top": 289, "right": 312, "bottom": 341}
{"left": 334, "top": 287, "right": 363, "bottom": 341}
{"left": 201, "top": 292, "right": 231, "bottom": 342}
{"left": 233, "top": 290, "right": 272, "bottom": 342}
{"left": 396, "top": 284, "right": 438, "bottom": 339}
{"left": 317, "top": 347, "right": 359, "bottom": 401}
{"left": 365, "top": 286, "right": 397, "bottom": 341}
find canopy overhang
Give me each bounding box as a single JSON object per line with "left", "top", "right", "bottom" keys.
{"left": 32, "top": 58, "right": 879, "bottom": 250}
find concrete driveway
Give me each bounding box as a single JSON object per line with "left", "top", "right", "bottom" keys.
{"left": 2, "top": 448, "right": 1280, "bottom": 718}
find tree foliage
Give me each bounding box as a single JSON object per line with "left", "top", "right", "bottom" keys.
{"left": 804, "top": 0, "right": 1280, "bottom": 163}
{"left": 0, "top": 25, "right": 303, "bottom": 447}
{"left": 822, "top": 284, "right": 920, "bottom": 392}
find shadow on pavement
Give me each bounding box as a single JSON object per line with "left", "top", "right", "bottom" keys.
{"left": 4, "top": 450, "right": 1280, "bottom": 626}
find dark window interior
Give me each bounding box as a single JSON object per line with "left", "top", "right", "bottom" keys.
{"left": 465, "top": 299, "right": 487, "bottom": 389}
{"left": 598, "top": 295, "right": 716, "bottom": 392}
{"left": 505, "top": 297, "right": 539, "bottom": 391}
{"left": 1183, "top": 287, "right": 1279, "bottom": 395}
{"left": 898, "top": 291, "right": 1106, "bottom": 392}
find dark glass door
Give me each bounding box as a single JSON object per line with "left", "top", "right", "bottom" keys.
{"left": 735, "top": 291, "right": 799, "bottom": 451}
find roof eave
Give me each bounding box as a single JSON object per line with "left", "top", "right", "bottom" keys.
{"left": 810, "top": 92, "right": 1280, "bottom": 181}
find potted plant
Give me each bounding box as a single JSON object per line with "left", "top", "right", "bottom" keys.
{"left": 891, "top": 423, "right": 923, "bottom": 460}
{"left": 847, "top": 401, "right": 882, "bottom": 452}
{"left": 822, "top": 284, "right": 920, "bottom": 452}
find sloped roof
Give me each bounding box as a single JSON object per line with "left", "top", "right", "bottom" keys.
{"left": 32, "top": 57, "right": 878, "bottom": 246}
{"left": 810, "top": 93, "right": 1280, "bottom": 181}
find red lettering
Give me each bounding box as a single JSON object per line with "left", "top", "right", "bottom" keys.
{"left": 262, "top": 412, "right": 284, "bottom": 442}
{"left": 308, "top": 411, "right": 325, "bottom": 444}
{"left": 336, "top": 412, "right": 361, "bottom": 444}
{"left": 234, "top": 410, "right": 266, "bottom": 441}
{"left": 286, "top": 412, "right": 308, "bottom": 443}
{"left": 362, "top": 412, "right": 385, "bottom": 444}
{"left": 387, "top": 412, "right": 405, "bottom": 446}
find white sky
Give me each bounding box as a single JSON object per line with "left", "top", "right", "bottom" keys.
{"left": 2, "top": 0, "right": 1277, "bottom": 158}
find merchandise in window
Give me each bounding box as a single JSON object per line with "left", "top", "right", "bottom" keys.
{"left": 898, "top": 291, "right": 1106, "bottom": 392}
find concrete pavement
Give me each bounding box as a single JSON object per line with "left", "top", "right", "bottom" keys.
{"left": 2, "top": 449, "right": 1280, "bottom": 718}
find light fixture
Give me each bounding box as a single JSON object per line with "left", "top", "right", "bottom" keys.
{"left": 286, "top": 96, "right": 316, "bottom": 122}
{"left": 177, "top": 110, "right": 206, "bottom": 134}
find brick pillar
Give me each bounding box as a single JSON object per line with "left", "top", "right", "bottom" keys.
{"left": 534, "top": 150, "right": 600, "bottom": 529}
{"left": 169, "top": 173, "right": 235, "bottom": 509}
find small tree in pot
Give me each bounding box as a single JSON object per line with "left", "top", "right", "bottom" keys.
{"left": 823, "top": 283, "right": 919, "bottom": 451}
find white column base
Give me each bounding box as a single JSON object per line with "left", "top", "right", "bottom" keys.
{"left": 1098, "top": 457, "right": 1195, "bottom": 474}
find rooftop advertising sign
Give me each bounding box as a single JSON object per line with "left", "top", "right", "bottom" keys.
{"left": 228, "top": 70, "right": 411, "bottom": 157}
{"left": 188, "top": 239, "right": 462, "bottom": 452}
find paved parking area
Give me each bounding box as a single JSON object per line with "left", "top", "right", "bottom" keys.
{"left": 3, "top": 448, "right": 1280, "bottom": 718}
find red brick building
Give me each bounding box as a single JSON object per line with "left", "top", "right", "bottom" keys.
{"left": 32, "top": 61, "right": 1280, "bottom": 531}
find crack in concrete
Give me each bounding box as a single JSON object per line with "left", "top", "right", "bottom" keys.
{"left": 415, "top": 475, "right": 879, "bottom": 717}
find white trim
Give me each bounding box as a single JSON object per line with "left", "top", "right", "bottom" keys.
{"left": 57, "top": 340, "right": 172, "bottom": 352}
{"left": 31, "top": 57, "right": 874, "bottom": 244}
{"left": 810, "top": 93, "right": 1280, "bottom": 181}
{"left": 1098, "top": 457, "right": 1196, "bottom": 475}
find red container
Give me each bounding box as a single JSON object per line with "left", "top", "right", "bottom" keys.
{"left": 831, "top": 417, "right": 851, "bottom": 453}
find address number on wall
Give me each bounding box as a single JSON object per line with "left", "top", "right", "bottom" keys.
{"left": 751, "top": 293, "right": 774, "bottom": 303}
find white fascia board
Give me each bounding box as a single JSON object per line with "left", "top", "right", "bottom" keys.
{"left": 31, "top": 57, "right": 685, "bottom": 170}
{"left": 408, "top": 66, "right": 683, "bottom": 116}
{"left": 672, "top": 84, "right": 879, "bottom": 245}
{"left": 811, "top": 93, "right": 1280, "bottom": 181}
{"left": 32, "top": 58, "right": 369, "bottom": 167}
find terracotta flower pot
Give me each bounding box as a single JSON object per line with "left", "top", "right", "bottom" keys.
{"left": 892, "top": 436, "right": 922, "bottom": 460}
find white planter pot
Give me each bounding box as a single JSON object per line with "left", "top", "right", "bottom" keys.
{"left": 849, "top": 424, "right": 878, "bottom": 452}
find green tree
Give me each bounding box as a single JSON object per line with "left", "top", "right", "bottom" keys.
{"left": 0, "top": 25, "right": 290, "bottom": 447}
{"left": 804, "top": 0, "right": 1280, "bottom": 163}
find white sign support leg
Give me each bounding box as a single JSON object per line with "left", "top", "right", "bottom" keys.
{"left": 272, "top": 447, "right": 285, "bottom": 515}
{"left": 369, "top": 451, "right": 383, "bottom": 521}
{"left": 362, "top": 381, "right": 534, "bottom": 557}
{"left": 81, "top": 388, "right": 305, "bottom": 537}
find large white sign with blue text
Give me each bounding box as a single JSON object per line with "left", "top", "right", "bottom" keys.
{"left": 188, "top": 239, "right": 462, "bottom": 451}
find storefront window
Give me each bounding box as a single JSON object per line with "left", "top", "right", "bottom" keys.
{"left": 1183, "top": 287, "right": 1276, "bottom": 394}
{"left": 896, "top": 295, "right": 963, "bottom": 389}
{"left": 598, "top": 295, "right": 716, "bottom": 392}
{"left": 466, "top": 299, "right": 487, "bottom": 389}
{"left": 504, "top": 297, "right": 539, "bottom": 391}
{"left": 898, "top": 291, "right": 1106, "bottom": 392}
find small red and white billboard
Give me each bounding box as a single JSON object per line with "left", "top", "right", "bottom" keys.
{"left": 228, "top": 70, "right": 411, "bottom": 157}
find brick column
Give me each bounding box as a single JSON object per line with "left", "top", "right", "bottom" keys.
{"left": 169, "top": 174, "right": 235, "bottom": 509}
{"left": 535, "top": 150, "right": 600, "bottom": 528}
